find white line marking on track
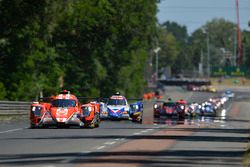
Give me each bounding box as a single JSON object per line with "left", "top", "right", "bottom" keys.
{"left": 104, "top": 141, "right": 116, "bottom": 145}
{"left": 133, "top": 132, "right": 141, "bottom": 135}
{"left": 0, "top": 128, "right": 23, "bottom": 134}
{"left": 141, "top": 130, "right": 148, "bottom": 133}
{"left": 96, "top": 146, "right": 105, "bottom": 150}
{"left": 147, "top": 129, "right": 153, "bottom": 131}
{"left": 114, "top": 138, "right": 125, "bottom": 141}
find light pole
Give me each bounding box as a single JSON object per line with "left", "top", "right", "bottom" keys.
{"left": 233, "top": 27, "right": 237, "bottom": 66}
{"left": 202, "top": 28, "right": 210, "bottom": 77}
{"left": 206, "top": 31, "right": 210, "bottom": 77}
{"left": 153, "top": 47, "right": 161, "bottom": 83}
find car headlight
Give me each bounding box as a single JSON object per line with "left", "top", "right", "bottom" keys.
{"left": 154, "top": 104, "right": 158, "bottom": 109}
{"left": 72, "top": 112, "right": 80, "bottom": 118}
{"left": 32, "top": 106, "right": 42, "bottom": 116}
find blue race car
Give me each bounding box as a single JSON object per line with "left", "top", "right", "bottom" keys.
{"left": 129, "top": 101, "right": 143, "bottom": 122}
{"left": 223, "top": 90, "right": 235, "bottom": 98}
{"left": 201, "top": 102, "right": 216, "bottom": 116}
{"left": 106, "top": 94, "right": 130, "bottom": 119}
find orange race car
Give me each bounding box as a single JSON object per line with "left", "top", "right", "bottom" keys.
{"left": 30, "top": 90, "right": 100, "bottom": 128}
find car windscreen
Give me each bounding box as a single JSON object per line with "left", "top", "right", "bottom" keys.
{"left": 51, "top": 99, "right": 76, "bottom": 107}
{"left": 163, "top": 102, "right": 175, "bottom": 107}
{"left": 107, "top": 99, "right": 126, "bottom": 105}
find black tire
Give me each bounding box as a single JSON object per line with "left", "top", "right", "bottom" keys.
{"left": 95, "top": 114, "right": 100, "bottom": 127}
{"left": 154, "top": 114, "right": 160, "bottom": 118}
{"left": 41, "top": 125, "right": 49, "bottom": 129}
{"left": 30, "top": 124, "right": 36, "bottom": 129}
{"left": 89, "top": 122, "right": 95, "bottom": 129}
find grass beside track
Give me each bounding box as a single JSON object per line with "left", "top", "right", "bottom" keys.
{"left": 0, "top": 115, "right": 27, "bottom": 121}
{"left": 210, "top": 77, "right": 250, "bottom": 86}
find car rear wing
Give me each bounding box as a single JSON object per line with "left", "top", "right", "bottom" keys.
{"left": 77, "top": 97, "right": 108, "bottom": 103}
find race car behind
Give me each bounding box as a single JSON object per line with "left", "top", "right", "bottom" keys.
{"left": 106, "top": 93, "right": 130, "bottom": 119}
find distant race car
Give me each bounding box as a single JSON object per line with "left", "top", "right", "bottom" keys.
{"left": 154, "top": 100, "right": 177, "bottom": 117}
{"left": 223, "top": 90, "right": 235, "bottom": 98}
{"left": 207, "top": 86, "right": 217, "bottom": 93}
{"left": 129, "top": 101, "right": 143, "bottom": 123}
{"left": 106, "top": 93, "right": 130, "bottom": 119}
{"left": 30, "top": 90, "right": 100, "bottom": 128}
{"left": 187, "top": 102, "right": 202, "bottom": 117}
{"left": 201, "top": 101, "right": 216, "bottom": 116}
{"left": 175, "top": 99, "right": 187, "bottom": 118}
{"left": 99, "top": 101, "right": 108, "bottom": 119}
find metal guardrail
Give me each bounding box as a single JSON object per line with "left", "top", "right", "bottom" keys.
{"left": 0, "top": 101, "right": 30, "bottom": 115}
{"left": 158, "top": 78, "right": 211, "bottom": 86}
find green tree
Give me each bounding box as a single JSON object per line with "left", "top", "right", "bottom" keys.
{"left": 0, "top": 0, "right": 158, "bottom": 100}
{"left": 158, "top": 22, "right": 190, "bottom": 75}
{"left": 0, "top": 0, "right": 64, "bottom": 100}
{"left": 157, "top": 27, "right": 179, "bottom": 68}
{"left": 54, "top": 0, "right": 157, "bottom": 97}
{"left": 190, "top": 18, "right": 236, "bottom": 70}
{"left": 242, "top": 30, "right": 250, "bottom": 72}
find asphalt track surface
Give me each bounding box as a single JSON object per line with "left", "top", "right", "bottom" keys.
{"left": 0, "top": 88, "right": 249, "bottom": 167}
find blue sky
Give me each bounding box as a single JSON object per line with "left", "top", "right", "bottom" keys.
{"left": 157, "top": 0, "right": 250, "bottom": 34}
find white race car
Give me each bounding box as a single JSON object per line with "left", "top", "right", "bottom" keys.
{"left": 106, "top": 93, "right": 130, "bottom": 119}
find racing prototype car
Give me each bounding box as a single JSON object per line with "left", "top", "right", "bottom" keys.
{"left": 105, "top": 93, "right": 130, "bottom": 119}
{"left": 187, "top": 102, "right": 202, "bottom": 117}
{"left": 129, "top": 101, "right": 143, "bottom": 122}
{"left": 175, "top": 99, "right": 187, "bottom": 118}
{"left": 30, "top": 90, "right": 100, "bottom": 128}
{"left": 201, "top": 101, "right": 217, "bottom": 116}
{"left": 154, "top": 100, "right": 177, "bottom": 118}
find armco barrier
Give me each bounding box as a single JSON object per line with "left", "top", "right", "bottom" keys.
{"left": 158, "top": 78, "right": 211, "bottom": 86}
{"left": 0, "top": 101, "right": 30, "bottom": 115}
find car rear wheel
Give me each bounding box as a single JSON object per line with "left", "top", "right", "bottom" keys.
{"left": 94, "top": 114, "right": 100, "bottom": 127}
{"left": 30, "top": 124, "right": 36, "bottom": 129}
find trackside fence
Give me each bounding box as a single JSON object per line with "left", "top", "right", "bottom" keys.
{"left": 0, "top": 101, "right": 30, "bottom": 115}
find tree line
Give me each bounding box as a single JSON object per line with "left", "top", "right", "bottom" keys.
{"left": 0, "top": 0, "right": 157, "bottom": 100}
{"left": 0, "top": 1, "right": 249, "bottom": 101}
{"left": 157, "top": 19, "right": 250, "bottom": 77}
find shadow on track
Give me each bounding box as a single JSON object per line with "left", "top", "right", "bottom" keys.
{"left": 3, "top": 134, "right": 249, "bottom": 142}
{"left": 0, "top": 150, "right": 244, "bottom": 166}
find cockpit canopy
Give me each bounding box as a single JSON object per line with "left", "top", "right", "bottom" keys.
{"left": 107, "top": 98, "right": 126, "bottom": 105}
{"left": 52, "top": 99, "right": 76, "bottom": 107}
